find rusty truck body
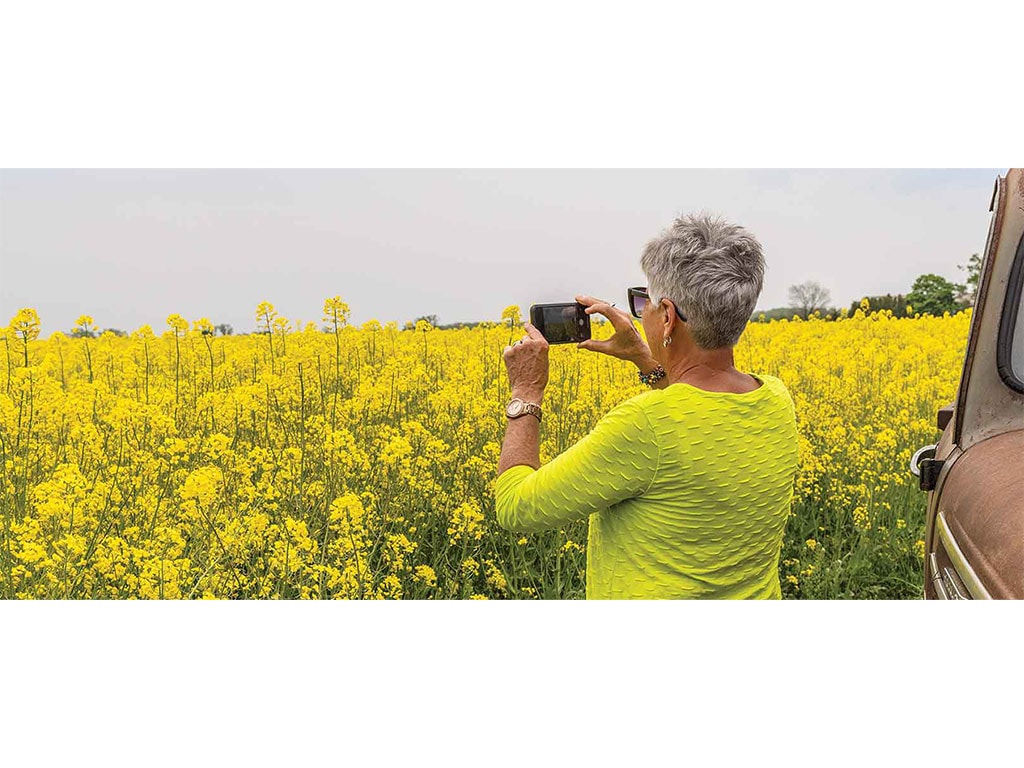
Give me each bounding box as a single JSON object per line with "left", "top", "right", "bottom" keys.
{"left": 911, "top": 168, "right": 1024, "bottom": 599}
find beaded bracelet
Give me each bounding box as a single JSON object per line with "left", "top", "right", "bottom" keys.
{"left": 638, "top": 364, "right": 667, "bottom": 387}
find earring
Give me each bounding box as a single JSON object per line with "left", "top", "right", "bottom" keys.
{"left": 662, "top": 336, "right": 672, "bottom": 347}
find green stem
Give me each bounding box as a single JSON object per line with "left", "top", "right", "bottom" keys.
{"left": 174, "top": 333, "right": 181, "bottom": 411}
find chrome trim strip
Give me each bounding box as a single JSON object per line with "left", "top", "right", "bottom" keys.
{"left": 936, "top": 513, "right": 991, "bottom": 600}
{"left": 942, "top": 568, "right": 969, "bottom": 600}
{"left": 929, "top": 553, "right": 950, "bottom": 600}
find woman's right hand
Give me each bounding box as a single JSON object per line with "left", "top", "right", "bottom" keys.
{"left": 574, "top": 294, "right": 653, "bottom": 365}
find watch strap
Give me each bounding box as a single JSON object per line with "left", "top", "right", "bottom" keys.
{"left": 519, "top": 402, "right": 542, "bottom": 421}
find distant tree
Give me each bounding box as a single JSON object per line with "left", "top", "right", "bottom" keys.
{"left": 69, "top": 327, "right": 97, "bottom": 339}
{"left": 436, "top": 321, "right": 477, "bottom": 330}
{"left": 753, "top": 307, "right": 798, "bottom": 322}
{"left": 847, "top": 293, "right": 910, "bottom": 318}
{"left": 906, "top": 274, "right": 965, "bottom": 316}
{"left": 214, "top": 323, "right": 234, "bottom": 336}
{"left": 787, "top": 281, "right": 832, "bottom": 319}
{"left": 102, "top": 328, "right": 128, "bottom": 337}
{"left": 404, "top": 314, "right": 439, "bottom": 330}
{"left": 956, "top": 253, "right": 982, "bottom": 308}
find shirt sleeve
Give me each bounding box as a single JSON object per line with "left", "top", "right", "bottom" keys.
{"left": 493, "top": 395, "right": 659, "bottom": 534}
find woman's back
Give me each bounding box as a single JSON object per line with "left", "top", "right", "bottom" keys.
{"left": 586, "top": 374, "right": 799, "bottom": 598}
{"left": 495, "top": 373, "right": 800, "bottom": 599}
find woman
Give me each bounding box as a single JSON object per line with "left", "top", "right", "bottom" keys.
{"left": 494, "top": 213, "right": 799, "bottom": 599}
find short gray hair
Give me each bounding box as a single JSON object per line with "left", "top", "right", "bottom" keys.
{"left": 640, "top": 212, "right": 765, "bottom": 349}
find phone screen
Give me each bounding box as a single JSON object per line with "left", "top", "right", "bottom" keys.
{"left": 530, "top": 303, "right": 591, "bottom": 344}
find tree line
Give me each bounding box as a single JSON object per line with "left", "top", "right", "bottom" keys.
{"left": 61, "top": 252, "right": 983, "bottom": 338}
{"left": 755, "top": 253, "right": 982, "bottom": 322}
{"left": 69, "top": 323, "right": 235, "bottom": 339}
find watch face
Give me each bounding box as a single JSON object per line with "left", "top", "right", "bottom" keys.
{"left": 507, "top": 399, "right": 523, "bottom": 417}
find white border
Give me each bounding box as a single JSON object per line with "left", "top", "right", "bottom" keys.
{"left": 0, "top": 2, "right": 1018, "bottom": 166}
{"left": 0, "top": 602, "right": 1019, "bottom": 764}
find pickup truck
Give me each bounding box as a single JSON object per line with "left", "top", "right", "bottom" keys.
{"left": 911, "top": 168, "right": 1024, "bottom": 599}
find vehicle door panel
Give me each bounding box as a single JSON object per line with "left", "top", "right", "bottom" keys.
{"left": 934, "top": 431, "right": 1024, "bottom": 599}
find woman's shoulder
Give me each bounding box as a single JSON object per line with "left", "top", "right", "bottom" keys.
{"left": 604, "top": 391, "right": 658, "bottom": 420}
{"left": 634, "top": 372, "right": 793, "bottom": 410}
{"left": 755, "top": 372, "right": 786, "bottom": 392}
{"left": 757, "top": 373, "right": 794, "bottom": 401}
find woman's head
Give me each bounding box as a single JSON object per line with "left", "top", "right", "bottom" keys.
{"left": 640, "top": 213, "right": 765, "bottom": 350}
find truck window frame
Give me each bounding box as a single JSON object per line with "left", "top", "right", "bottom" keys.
{"left": 996, "top": 231, "right": 1024, "bottom": 393}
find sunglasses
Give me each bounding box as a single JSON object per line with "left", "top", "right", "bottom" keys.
{"left": 627, "top": 287, "right": 687, "bottom": 322}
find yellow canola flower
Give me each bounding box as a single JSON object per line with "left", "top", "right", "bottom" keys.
{"left": 484, "top": 560, "right": 508, "bottom": 592}
{"left": 166, "top": 314, "right": 189, "bottom": 336}
{"left": 448, "top": 500, "right": 485, "bottom": 544}
{"left": 180, "top": 466, "right": 224, "bottom": 509}
{"left": 376, "top": 574, "right": 402, "bottom": 599}
{"left": 413, "top": 565, "right": 437, "bottom": 588}
{"left": 322, "top": 296, "right": 350, "bottom": 328}
{"left": 9, "top": 308, "right": 41, "bottom": 343}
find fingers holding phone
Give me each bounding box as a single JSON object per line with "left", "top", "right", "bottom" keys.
{"left": 574, "top": 294, "right": 651, "bottom": 364}
{"left": 574, "top": 295, "right": 634, "bottom": 331}
{"left": 502, "top": 321, "right": 549, "bottom": 398}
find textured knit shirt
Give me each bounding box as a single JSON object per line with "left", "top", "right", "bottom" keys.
{"left": 494, "top": 373, "right": 800, "bottom": 599}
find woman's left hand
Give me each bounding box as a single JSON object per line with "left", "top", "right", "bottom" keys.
{"left": 503, "top": 322, "right": 549, "bottom": 401}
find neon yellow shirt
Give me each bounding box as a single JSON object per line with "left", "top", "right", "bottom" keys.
{"left": 494, "top": 373, "right": 799, "bottom": 599}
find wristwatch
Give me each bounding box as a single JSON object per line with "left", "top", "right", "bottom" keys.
{"left": 505, "top": 397, "right": 542, "bottom": 421}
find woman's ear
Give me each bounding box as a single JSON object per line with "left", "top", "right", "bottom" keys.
{"left": 661, "top": 300, "right": 675, "bottom": 338}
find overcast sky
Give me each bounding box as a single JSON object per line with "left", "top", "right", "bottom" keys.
{"left": 0, "top": 169, "right": 1002, "bottom": 336}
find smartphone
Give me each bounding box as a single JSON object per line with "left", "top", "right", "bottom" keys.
{"left": 529, "top": 302, "right": 591, "bottom": 344}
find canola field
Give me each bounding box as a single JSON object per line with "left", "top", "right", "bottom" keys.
{"left": 0, "top": 300, "right": 970, "bottom": 599}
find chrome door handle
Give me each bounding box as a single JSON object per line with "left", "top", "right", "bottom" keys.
{"left": 910, "top": 444, "right": 944, "bottom": 491}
